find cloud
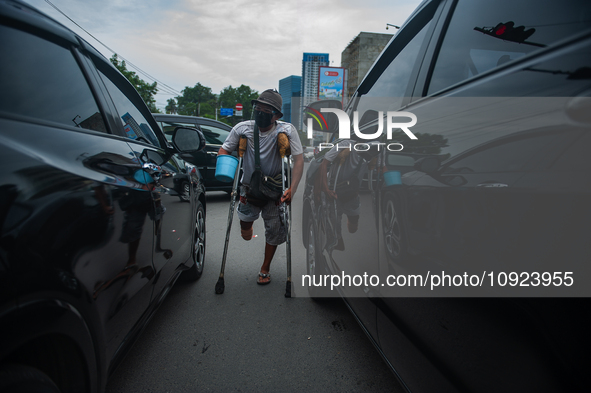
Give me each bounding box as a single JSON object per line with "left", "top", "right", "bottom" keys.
{"left": 23, "top": 0, "right": 422, "bottom": 109}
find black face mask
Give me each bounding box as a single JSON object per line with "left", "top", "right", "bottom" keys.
{"left": 254, "top": 110, "right": 274, "bottom": 128}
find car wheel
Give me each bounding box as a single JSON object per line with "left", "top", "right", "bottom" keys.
{"left": 306, "top": 217, "right": 328, "bottom": 299}
{"left": 179, "top": 181, "right": 190, "bottom": 202}
{"left": 181, "top": 201, "right": 205, "bottom": 281}
{"left": 0, "top": 364, "right": 61, "bottom": 393}
{"left": 383, "top": 192, "right": 404, "bottom": 261}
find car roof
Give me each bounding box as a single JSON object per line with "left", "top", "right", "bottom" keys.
{"left": 152, "top": 114, "right": 232, "bottom": 130}
{"left": 1, "top": 0, "right": 77, "bottom": 43}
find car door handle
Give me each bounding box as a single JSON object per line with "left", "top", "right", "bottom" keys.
{"left": 476, "top": 182, "right": 508, "bottom": 188}
{"left": 207, "top": 151, "right": 218, "bottom": 156}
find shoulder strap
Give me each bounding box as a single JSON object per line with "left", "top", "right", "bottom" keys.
{"left": 253, "top": 122, "right": 261, "bottom": 169}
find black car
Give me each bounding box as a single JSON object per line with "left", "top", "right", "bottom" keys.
{"left": 152, "top": 114, "right": 236, "bottom": 193}
{"left": 0, "top": 1, "right": 207, "bottom": 392}
{"left": 302, "top": 0, "right": 591, "bottom": 392}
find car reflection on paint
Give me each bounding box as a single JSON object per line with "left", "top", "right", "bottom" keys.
{"left": 301, "top": 0, "right": 591, "bottom": 391}
{"left": 0, "top": 2, "right": 208, "bottom": 392}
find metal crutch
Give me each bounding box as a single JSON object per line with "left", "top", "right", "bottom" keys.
{"left": 215, "top": 136, "right": 247, "bottom": 294}
{"left": 277, "top": 133, "right": 292, "bottom": 298}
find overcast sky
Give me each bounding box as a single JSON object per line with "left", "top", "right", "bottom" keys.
{"left": 23, "top": 0, "right": 423, "bottom": 110}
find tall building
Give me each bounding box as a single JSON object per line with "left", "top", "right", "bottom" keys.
{"left": 300, "top": 53, "right": 329, "bottom": 129}
{"left": 278, "top": 75, "right": 301, "bottom": 125}
{"left": 341, "top": 32, "right": 393, "bottom": 99}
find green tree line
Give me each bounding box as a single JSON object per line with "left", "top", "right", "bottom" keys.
{"left": 110, "top": 54, "right": 260, "bottom": 127}
{"left": 166, "top": 83, "right": 259, "bottom": 127}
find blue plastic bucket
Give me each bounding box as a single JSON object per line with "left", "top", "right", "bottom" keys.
{"left": 133, "top": 169, "right": 154, "bottom": 185}
{"left": 215, "top": 155, "right": 239, "bottom": 183}
{"left": 383, "top": 170, "right": 402, "bottom": 186}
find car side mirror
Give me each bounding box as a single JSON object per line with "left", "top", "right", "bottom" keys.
{"left": 414, "top": 156, "right": 440, "bottom": 174}
{"left": 172, "top": 127, "right": 206, "bottom": 153}
{"left": 442, "top": 175, "right": 467, "bottom": 187}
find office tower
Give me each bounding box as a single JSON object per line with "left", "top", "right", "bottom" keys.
{"left": 278, "top": 75, "right": 301, "bottom": 125}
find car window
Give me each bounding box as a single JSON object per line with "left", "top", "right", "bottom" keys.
{"left": 427, "top": 0, "right": 591, "bottom": 95}
{"left": 360, "top": 26, "right": 430, "bottom": 103}
{"left": 198, "top": 124, "right": 231, "bottom": 145}
{"left": 353, "top": 0, "right": 440, "bottom": 115}
{"left": 0, "top": 25, "right": 107, "bottom": 133}
{"left": 96, "top": 69, "right": 162, "bottom": 148}
{"left": 157, "top": 121, "right": 196, "bottom": 142}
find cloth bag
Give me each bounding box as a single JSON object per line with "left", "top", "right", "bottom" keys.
{"left": 246, "top": 123, "right": 283, "bottom": 204}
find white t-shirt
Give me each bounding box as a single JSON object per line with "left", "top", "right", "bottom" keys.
{"left": 221, "top": 120, "right": 303, "bottom": 185}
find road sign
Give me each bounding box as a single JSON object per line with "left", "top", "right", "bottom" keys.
{"left": 236, "top": 103, "right": 243, "bottom": 110}
{"left": 220, "top": 108, "right": 233, "bottom": 116}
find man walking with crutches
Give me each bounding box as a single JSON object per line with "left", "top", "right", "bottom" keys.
{"left": 217, "top": 89, "right": 304, "bottom": 289}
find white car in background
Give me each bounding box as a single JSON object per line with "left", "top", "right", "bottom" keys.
{"left": 303, "top": 146, "right": 315, "bottom": 162}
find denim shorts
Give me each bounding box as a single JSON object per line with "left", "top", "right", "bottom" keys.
{"left": 237, "top": 186, "right": 286, "bottom": 245}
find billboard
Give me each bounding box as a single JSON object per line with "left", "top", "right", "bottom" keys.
{"left": 318, "top": 66, "right": 345, "bottom": 104}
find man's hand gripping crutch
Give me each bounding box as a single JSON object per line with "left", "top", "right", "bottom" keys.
{"left": 277, "top": 132, "right": 293, "bottom": 298}
{"left": 215, "top": 136, "right": 247, "bottom": 295}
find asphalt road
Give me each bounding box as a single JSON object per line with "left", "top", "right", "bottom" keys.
{"left": 105, "top": 163, "right": 405, "bottom": 393}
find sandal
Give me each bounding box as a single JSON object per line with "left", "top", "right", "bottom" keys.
{"left": 257, "top": 272, "right": 271, "bottom": 285}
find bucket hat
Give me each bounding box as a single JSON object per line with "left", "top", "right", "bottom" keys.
{"left": 251, "top": 89, "right": 283, "bottom": 117}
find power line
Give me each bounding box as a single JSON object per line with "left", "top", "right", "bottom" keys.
{"left": 43, "top": 0, "right": 183, "bottom": 97}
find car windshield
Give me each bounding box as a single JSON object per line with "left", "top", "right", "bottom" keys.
{"left": 198, "top": 125, "right": 231, "bottom": 145}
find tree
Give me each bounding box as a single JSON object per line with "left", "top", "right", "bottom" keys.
{"left": 110, "top": 54, "right": 158, "bottom": 112}
{"left": 165, "top": 98, "right": 178, "bottom": 114}
{"left": 218, "top": 85, "right": 259, "bottom": 126}
{"left": 176, "top": 83, "right": 217, "bottom": 118}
